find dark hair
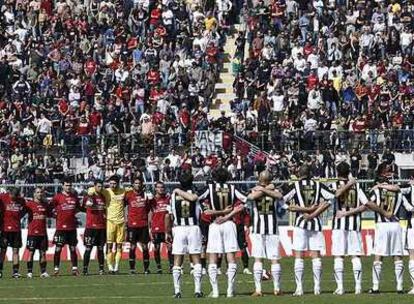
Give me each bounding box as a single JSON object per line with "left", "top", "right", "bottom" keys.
{"left": 133, "top": 176, "right": 144, "bottom": 184}
{"left": 94, "top": 179, "right": 104, "bottom": 185}
{"left": 9, "top": 187, "right": 20, "bottom": 197}
{"left": 298, "top": 164, "right": 311, "bottom": 179}
{"left": 212, "top": 167, "right": 230, "bottom": 183}
{"left": 376, "top": 162, "right": 388, "bottom": 178}
{"left": 62, "top": 177, "right": 72, "bottom": 184}
{"left": 336, "top": 162, "right": 350, "bottom": 178}
{"left": 178, "top": 171, "right": 193, "bottom": 189}
{"left": 108, "top": 175, "right": 120, "bottom": 183}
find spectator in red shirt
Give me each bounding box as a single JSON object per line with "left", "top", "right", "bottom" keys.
{"left": 81, "top": 180, "right": 107, "bottom": 275}
{"left": 25, "top": 187, "right": 51, "bottom": 278}
{"left": 0, "top": 187, "right": 26, "bottom": 278}
{"left": 51, "top": 179, "right": 81, "bottom": 276}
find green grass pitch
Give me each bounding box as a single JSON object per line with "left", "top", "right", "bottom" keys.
{"left": 0, "top": 257, "right": 413, "bottom": 304}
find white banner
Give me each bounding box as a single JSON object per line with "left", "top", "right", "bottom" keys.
{"left": 194, "top": 131, "right": 223, "bottom": 156}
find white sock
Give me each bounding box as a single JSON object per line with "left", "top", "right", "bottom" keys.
{"left": 294, "top": 258, "right": 304, "bottom": 291}
{"left": 193, "top": 263, "right": 202, "bottom": 294}
{"left": 172, "top": 266, "right": 182, "bottom": 294}
{"left": 395, "top": 260, "right": 404, "bottom": 291}
{"left": 352, "top": 257, "right": 362, "bottom": 290}
{"left": 227, "top": 263, "right": 237, "bottom": 296}
{"left": 312, "top": 258, "right": 322, "bottom": 291}
{"left": 334, "top": 257, "right": 344, "bottom": 291}
{"left": 409, "top": 260, "right": 414, "bottom": 287}
{"left": 208, "top": 264, "right": 219, "bottom": 295}
{"left": 372, "top": 261, "right": 382, "bottom": 291}
{"left": 271, "top": 263, "right": 281, "bottom": 291}
{"left": 253, "top": 262, "right": 263, "bottom": 293}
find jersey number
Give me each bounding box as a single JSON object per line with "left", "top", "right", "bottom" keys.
{"left": 303, "top": 186, "right": 315, "bottom": 206}
{"left": 181, "top": 201, "right": 190, "bottom": 218}
{"left": 217, "top": 188, "right": 229, "bottom": 210}
{"left": 343, "top": 188, "right": 357, "bottom": 208}
{"left": 258, "top": 196, "right": 273, "bottom": 215}
{"left": 381, "top": 191, "right": 395, "bottom": 214}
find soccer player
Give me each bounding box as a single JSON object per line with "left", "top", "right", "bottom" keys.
{"left": 82, "top": 180, "right": 107, "bottom": 275}
{"left": 51, "top": 179, "right": 81, "bottom": 276}
{"left": 165, "top": 171, "right": 203, "bottom": 298}
{"left": 331, "top": 162, "right": 368, "bottom": 295}
{"left": 283, "top": 164, "right": 335, "bottom": 296}
{"left": 0, "top": 187, "right": 26, "bottom": 278}
{"left": 400, "top": 180, "right": 414, "bottom": 294}
{"left": 88, "top": 175, "right": 130, "bottom": 274}
{"left": 246, "top": 170, "right": 284, "bottom": 296}
{"left": 233, "top": 200, "right": 251, "bottom": 275}
{"left": 125, "top": 177, "right": 152, "bottom": 274}
{"left": 150, "top": 181, "right": 173, "bottom": 273}
{"left": 363, "top": 163, "right": 414, "bottom": 294}
{"left": 25, "top": 187, "right": 51, "bottom": 278}
{"left": 199, "top": 167, "right": 246, "bottom": 298}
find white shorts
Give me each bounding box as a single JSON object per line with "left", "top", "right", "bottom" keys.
{"left": 293, "top": 227, "right": 325, "bottom": 252}
{"left": 172, "top": 226, "right": 202, "bottom": 255}
{"left": 206, "top": 221, "right": 239, "bottom": 254}
{"left": 331, "top": 229, "right": 363, "bottom": 256}
{"left": 374, "top": 222, "right": 403, "bottom": 256}
{"left": 405, "top": 228, "right": 414, "bottom": 250}
{"left": 250, "top": 233, "right": 280, "bottom": 260}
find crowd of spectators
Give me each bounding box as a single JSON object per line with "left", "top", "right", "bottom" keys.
{"left": 0, "top": 0, "right": 413, "bottom": 184}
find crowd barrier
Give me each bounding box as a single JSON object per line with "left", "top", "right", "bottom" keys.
{"left": 4, "top": 227, "right": 412, "bottom": 262}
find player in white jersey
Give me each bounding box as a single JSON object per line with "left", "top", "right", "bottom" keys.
{"left": 363, "top": 163, "right": 414, "bottom": 294}
{"left": 165, "top": 171, "right": 203, "bottom": 298}
{"left": 198, "top": 167, "right": 246, "bottom": 298}
{"left": 246, "top": 170, "right": 284, "bottom": 296}
{"left": 330, "top": 162, "right": 368, "bottom": 295}
{"left": 399, "top": 181, "right": 414, "bottom": 294}
{"left": 283, "top": 164, "right": 335, "bottom": 296}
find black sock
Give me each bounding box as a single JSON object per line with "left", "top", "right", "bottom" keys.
{"left": 97, "top": 249, "right": 104, "bottom": 271}
{"left": 242, "top": 249, "right": 249, "bottom": 269}
{"left": 83, "top": 248, "right": 92, "bottom": 272}
{"left": 70, "top": 248, "right": 78, "bottom": 268}
{"left": 201, "top": 257, "right": 206, "bottom": 269}
{"left": 154, "top": 247, "right": 161, "bottom": 268}
{"left": 143, "top": 248, "right": 150, "bottom": 271}
{"left": 27, "top": 261, "right": 33, "bottom": 273}
{"left": 40, "top": 261, "right": 47, "bottom": 274}
{"left": 217, "top": 256, "right": 223, "bottom": 269}
{"left": 129, "top": 248, "right": 136, "bottom": 270}
{"left": 12, "top": 263, "right": 19, "bottom": 274}
{"left": 54, "top": 248, "right": 61, "bottom": 269}
{"left": 167, "top": 249, "right": 173, "bottom": 269}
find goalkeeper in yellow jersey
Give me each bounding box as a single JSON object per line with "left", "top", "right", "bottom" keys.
{"left": 87, "top": 175, "right": 131, "bottom": 274}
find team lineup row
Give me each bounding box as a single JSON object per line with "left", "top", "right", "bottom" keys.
{"left": 0, "top": 161, "right": 414, "bottom": 298}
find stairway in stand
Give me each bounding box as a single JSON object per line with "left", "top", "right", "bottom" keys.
{"left": 209, "top": 33, "right": 237, "bottom": 119}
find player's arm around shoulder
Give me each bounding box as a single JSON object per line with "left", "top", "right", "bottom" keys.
{"left": 173, "top": 188, "right": 198, "bottom": 202}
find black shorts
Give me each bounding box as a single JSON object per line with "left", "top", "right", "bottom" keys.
{"left": 199, "top": 220, "right": 210, "bottom": 246}
{"left": 84, "top": 228, "right": 106, "bottom": 247}
{"left": 1, "top": 231, "right": 22, "bottom": 248}
{"left": 26, "top": 235, "right": 48, "bottom": 251}
{"left": 237, "top": 224, "right": 247, "bottom": 249}
{"left": 53, "top": 230, "right": 78, "bottom": 247}
{"left": 152, "top": 233, "right": 166, "bottom": 245}
{"left": 127, "top": 227, "right": 150, "bottom": 244}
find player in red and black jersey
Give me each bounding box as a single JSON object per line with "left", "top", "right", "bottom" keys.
{"left": 51, "top": 179, "right": 81, "bottom": 276}
{"left": 25, "top": 187, "right": 51, "bottom": 278}
{"left": 150, "top": 181, "right": 173, "bottom": 273}
{"left": 125, "top": 177, "right": 152, "bottom": 274}
{"left": 199, "top": 207, "right": 212, "bottom": 274}
{"left": 81, "top": 180, "right": 107, "bottom": 275}
{"left": 0, "top": 187, "right": 26, "bottom": 278}
{"left": 233, "top": 200, "right": 251, "bottom": 274}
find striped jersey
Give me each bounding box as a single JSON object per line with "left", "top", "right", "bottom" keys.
{"left": 368, "top": 187, "right": 414, "bottom": 223}
{"left": 169, "top": 188, "right": 201, "bottom": 226}
{"left": 199, "top": 183, "right": 247, "bottom": 212}
{"left": 247, "top": 195, "right": 280, "bottom": 235}
{"left": 331, "top": 180, "right": 368, "bottom": 231}
{"left": 283, "top": 179, "right": 335, "bottom": 231}
{"left": 399, "top": 185, "right": 414, "bottom": 229}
